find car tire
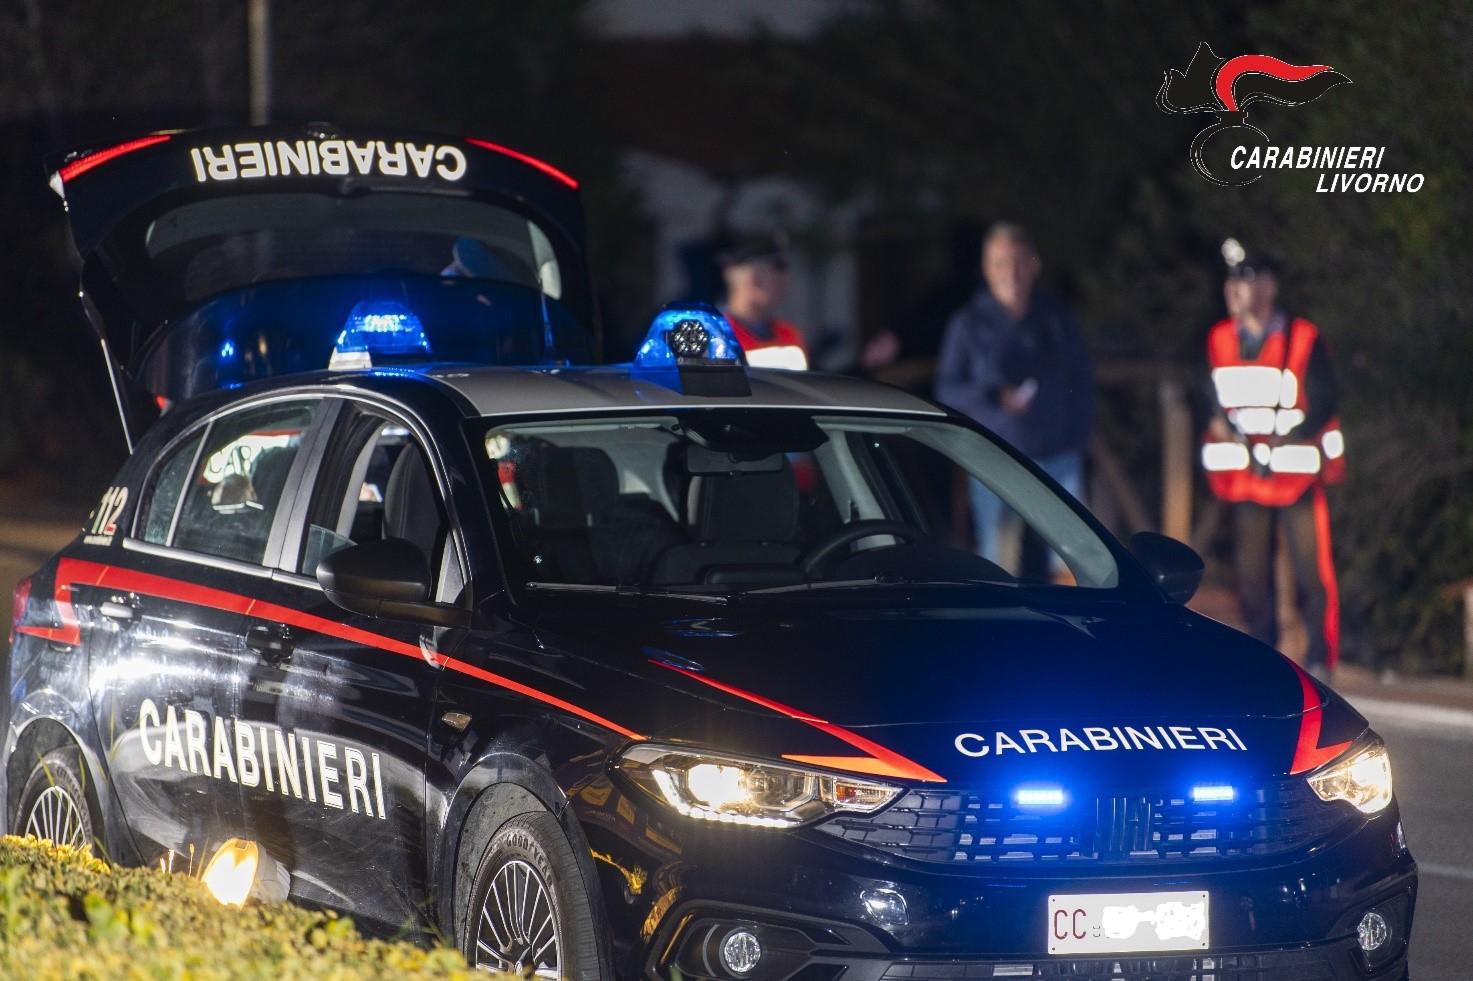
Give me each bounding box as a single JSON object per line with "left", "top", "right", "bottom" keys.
{"left": 462, "top": 810, "right": 606, "bottom": 979}
{"left": 15, "top": 746, "right": 97, "bottom": 851}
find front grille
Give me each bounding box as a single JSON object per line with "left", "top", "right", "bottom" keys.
{"left": 880, "top": 945, "right": 1341, "bottom": 980}
{"left": 818, "top": 779, "right": 1346, "bottom": 866}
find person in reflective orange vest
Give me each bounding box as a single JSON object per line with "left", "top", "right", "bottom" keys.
{"left": 1202, "top": 240, "right": 1345, "bottom": 678}
{"left": 718, "top": 233, "right": 809, "bottom": 371}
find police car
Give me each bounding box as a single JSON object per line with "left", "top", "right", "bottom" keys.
{"left": 5, "top": 126, "right": 1414, "bottom": 981}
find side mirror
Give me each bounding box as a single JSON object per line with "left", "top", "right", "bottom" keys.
{"left": 316, "top": 538, "right": 467, "bottom": 628}
{"left": 1129, "top": 532, "right": 1205, "bottom": 604}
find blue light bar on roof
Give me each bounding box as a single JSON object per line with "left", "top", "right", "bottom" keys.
{"left": 329, "top": 300, "right": 432, "bottom": 371}
{"left": 634, "top": 303, "right": 745, "bottom": 369}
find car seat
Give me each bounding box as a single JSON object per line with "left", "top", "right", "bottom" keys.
{"left": 650, "top": 464, "right": 803, "bottom": 586}
{"left": 527, "top": 446, "right": 684, "bottom": 584}
{"left": 382, "top": 443, "right": 445, "bottom": 571}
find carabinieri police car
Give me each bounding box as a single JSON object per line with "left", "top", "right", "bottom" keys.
{"left": 5, "top": 126, "right": 1414, "bottom": 981}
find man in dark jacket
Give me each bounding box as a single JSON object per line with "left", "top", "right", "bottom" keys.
{"left": 935, "top": 222, "right": 1094, "bottom": 571}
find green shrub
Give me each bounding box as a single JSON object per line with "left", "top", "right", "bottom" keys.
{"left": 0, "top": 835, "right": 497, "bottom": 980}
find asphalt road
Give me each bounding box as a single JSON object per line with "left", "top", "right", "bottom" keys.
{"left": 1346, "top": 695, "right": 1473, "bottom": 980}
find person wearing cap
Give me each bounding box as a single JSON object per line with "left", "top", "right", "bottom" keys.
{"left": 1202, "top": 239, "right": 1346, "bottom": 678}
{"left": 935, "top": 221, "right": 1094, "bottom": 576}
{"left": 718, "top": 233, "right": 809, "bottom": 370}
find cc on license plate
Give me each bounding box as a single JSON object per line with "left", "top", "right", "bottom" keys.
{"left": 1048, "top": 891, "right": 1209, "bottom": 955}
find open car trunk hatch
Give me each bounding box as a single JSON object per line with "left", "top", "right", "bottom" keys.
{"left": 49, "top": 125, "right": 596, "bottom": 443}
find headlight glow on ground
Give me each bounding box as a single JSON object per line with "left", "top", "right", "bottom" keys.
{"left": 201, "top": 838, "right": 290, "bottom": 906}
{"left": 201, "top": 839, "right": 260, "bottom": 906}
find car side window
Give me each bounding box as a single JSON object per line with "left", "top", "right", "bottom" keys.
{"left": 139, "top": 431, "right": 204, "bottom": 544}
{"left": 171, "top": 400, "right": 319, "bottom": 565}
{"left": 296, "top": 404, "right": 460, "bottom": 601}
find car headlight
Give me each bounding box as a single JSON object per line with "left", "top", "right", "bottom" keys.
{"left": 617, "top": 744, "right": 901, "bottom": 828}
{"left": 1307, "top": 739, "right": 1393, "bottom": 813}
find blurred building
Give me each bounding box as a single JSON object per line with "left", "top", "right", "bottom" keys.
{"left": 582, "top": 0, "right": 900, "bottom": 370}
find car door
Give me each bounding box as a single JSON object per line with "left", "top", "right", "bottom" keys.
{"left": 233, "top": 396, "right": 461, "bottom": 934}
{"left": 92, "top": 396, "right": 324, "bottom": 867}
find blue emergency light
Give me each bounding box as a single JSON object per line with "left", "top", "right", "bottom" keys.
{"left": 1190, "top": 784, "right": 1237, "bottom": 804}
{"left": 634, "top": 303, "right": 745, "bottom": 369}
{"left": 1013, "top": 785, "right": 1068, "bottom": 811}
{"left": 329, "top": 300, "right": 432, "bottom": 370}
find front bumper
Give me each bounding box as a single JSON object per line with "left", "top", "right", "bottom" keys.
{"left": 578, "top": 789, "right": 1415, "bottom": 981}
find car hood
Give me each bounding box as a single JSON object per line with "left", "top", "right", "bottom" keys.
{"left": 542, "top": 594, "right": 1369, "bottom": 784}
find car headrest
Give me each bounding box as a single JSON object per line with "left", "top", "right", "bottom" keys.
{"left": 383, "top": 443, "right": 442, "bottom": 561}
{"left": 249, "top": 446, "right": 295, "bottom": 507}
{"left": 693, "top": 465, "right": 799, "bottom": 543}
{"left": 533, "top": 447, "right": 620, "bottom": 527}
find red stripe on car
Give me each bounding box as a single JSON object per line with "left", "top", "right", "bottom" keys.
{"left": 58, "top": 134, "right": 172, "bottom": 183}
{"left": 465, "top": 138, "right": 578, "bottom": 189}
{"left": 651, "top": 659, "right": 946, "bottom": 783}
{"left": 1287, "top": 660, "right": 1352, "bottom": 775}
{"left": 31, "top": 558, "right": 643, "bottom": 742}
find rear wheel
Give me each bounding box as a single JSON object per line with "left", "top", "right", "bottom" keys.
{"left": 463, "top": 811, "right": 604, "bottom": 979}
{"left": 16, "top": 747, "right": 96, "bottom": 851}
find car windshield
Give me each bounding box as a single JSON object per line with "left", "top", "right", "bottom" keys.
{"left": 481, "top": 410, "right": 1121, "bottom": 594}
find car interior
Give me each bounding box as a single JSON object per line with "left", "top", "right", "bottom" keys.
{"left": 298, "top": 410, "right": 464, "bottom": 604}
{"left": 171, "top": 404, "right": 316, "bottom": 565}
{"left": 487, "top": 412, "right": 1104, "bottom": 592}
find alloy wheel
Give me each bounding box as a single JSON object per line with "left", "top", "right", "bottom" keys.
{"left": 24, "top": 784, "right": 89, "bottom": 848}
{"left": 473, "top": 857, "right": 560, "bottom": 977}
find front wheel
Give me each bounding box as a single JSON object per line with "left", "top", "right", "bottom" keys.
{"left": 16, "top": 746, "right": 96, "bottom": 851}
{"left": 462, "top": 811, "right": 606, "bottom": 979}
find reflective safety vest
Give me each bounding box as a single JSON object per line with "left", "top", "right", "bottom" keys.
{"left": 1202, "top": 316, "right": 1345, "bottom": 505}
{"left": 726, "top": 316, "right": 809, "bottom": 370}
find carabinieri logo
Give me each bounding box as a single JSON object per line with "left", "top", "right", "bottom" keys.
{"left": 1157, "top": 42, "right": 1351, "bottom": 187}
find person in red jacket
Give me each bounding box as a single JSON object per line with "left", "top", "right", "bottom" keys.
{"left": 718, "top": 233, "right": 809, "bottom": 370}
{"left": 1201, "top": 240, "right": 1346, "bottom": 678}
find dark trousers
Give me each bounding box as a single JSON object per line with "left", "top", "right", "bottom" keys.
{"left": 1234, "top": 491, "right": 1339, "bottom": 669}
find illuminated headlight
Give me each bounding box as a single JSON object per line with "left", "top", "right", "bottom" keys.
{"left": 618, "top": 745, "right": 900, "bottom": 828}
{"left": 1307, "top": 739, "right": 1393, "bottom": 814}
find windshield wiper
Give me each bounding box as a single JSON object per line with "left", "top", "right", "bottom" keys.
{"left": 742, "top": 575, "right": 1017, "bottom": 596}
{"left": 524, "top": 582, "right": 730, "bottom": 604}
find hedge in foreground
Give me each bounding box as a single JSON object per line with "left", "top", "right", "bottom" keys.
{"left": 0, "top": 835, "right": 493, "bottom": 980}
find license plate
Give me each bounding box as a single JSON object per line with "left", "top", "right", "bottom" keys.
{"left": 1048, "top": 891, "right": 1209, "bottom": 955}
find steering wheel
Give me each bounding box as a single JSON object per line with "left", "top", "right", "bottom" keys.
{"left": 800, "top": 520, "right": 926, "bottom": 577}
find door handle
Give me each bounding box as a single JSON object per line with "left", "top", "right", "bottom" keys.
{"left": 98, "top": 601, "right": 135, "bottom": 622}
{"left": 246, "top": 623, "right": 294, "bottom": 665}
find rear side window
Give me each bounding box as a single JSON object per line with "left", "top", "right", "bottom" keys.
{"left": 140, "top": 431, "right": 203, "bottom": 544}
{"left": 171, "top": 401, "right": 319, "bottom": 564}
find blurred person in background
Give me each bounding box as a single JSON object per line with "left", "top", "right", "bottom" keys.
{"left": 1200, "top": 239, "right": 1346, "bottom": 679}
{"left": 718, "top": 232, "right": 809, "bottom": 370}
{"left": 935, "top": 221, "right": 1093, "bottom": 573}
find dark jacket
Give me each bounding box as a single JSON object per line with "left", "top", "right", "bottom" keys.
{"left": 935, "top": 287, "right": 1094, "bottom": 459}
